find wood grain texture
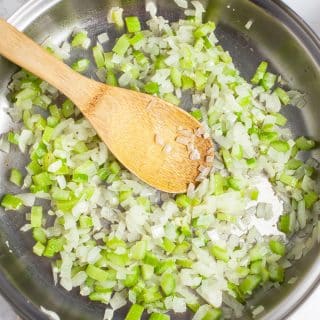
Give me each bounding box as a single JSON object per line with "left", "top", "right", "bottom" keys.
{"left": 0, "top": 18, "right": 213, "bottom": 193}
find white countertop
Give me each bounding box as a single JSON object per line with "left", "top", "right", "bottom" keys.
{"left": 0, "top": 0, "right": 319, "bottom": 319}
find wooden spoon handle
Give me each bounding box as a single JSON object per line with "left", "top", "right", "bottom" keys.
{"left": 0, "top": 19, "right": 95, "bottom": 106}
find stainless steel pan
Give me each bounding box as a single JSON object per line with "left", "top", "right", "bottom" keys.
{"left": 0, "top": 0, "right": 319, "bottom": 319}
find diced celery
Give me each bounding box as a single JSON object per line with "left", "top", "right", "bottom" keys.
{"left": 144, "top": 252, "right": 160, "bottom": 267}
{"left": 1, "top": 194, "right": 23, "bottom": 210}
{"left": 71, "top": 58, "right": 90, "bottom": 72}
{"left": 175, "top": 194, "right": 191, "bottom": 208}
{"left": 9, "top": 168, "right": 23, "bottom": 186}
{"left": 250, "top": 188, "right": 259, "bottom": 200}
{"left": 278, "top": 214, "right": 291, "bottom": 234}
{"left": 144, "top": 82, "right": 159, "bottom": 94}
{"left": 43, "top": 237, "right": 64, "bottom": 257}
{"left": 105, "top": 237, "right": 126, "bottom": 249}
{"left": 155, "top": 260, "right": 175, "bottom": 275}
{"left": 170, "top": 68, "right": 182, "bottom": 88}
{"left": 125, "top": 304, "right": 144, "bottom": 320}
{"left": 194, "top": 70, "right": 207, "bottom": 91}
{"left": 33, "top": 227, "right": 47, "bottom": 243}
{"left": 92, "top": 46, "right": 105, "bottom": 68}
{"left": 181, "top": 75, "right": 194, "bottom": 90}
{"left": 270, "top": 140, "right": 290, "bottom": 152}
{"left": 42, "top": 126, "right": 54, "bottom": 144}
{"left": 176, "top": 259, "right": 193, "bottom": 268}
{"left": 62, "top": 99, "right": 75, "bottom": 118}
{"left": 149, "top": 313, "right": 170, "bottom": 320}
{"left": 33, "top": 241, "right": 45, "bottom": 256}
{"left": 124, "top": 266, "right": 140, "bottom": 287}
{"left": 251, "top": 61, "right": 268, "bottom": 85}
{"left": 31, "top": 206, "right": 43, "bottom": 228}
{"left": 261, "top": 72, "right": 277, "bottom": 90}
{"left": 279, "top": 173, "right": 298, "bottom": 188}
{"left": 210, "top": 245, "right": 229, "bottom": 262}
{"left": 268, "top": 264, "right": 284, "bottom": 283}
{"left": 113, "top": 35, "right": 131, "bottom": 56}
{"left": 119, "top": 190, "right": 133, "bottom": 203}
{"left": 221, "top": 149, "right": 232, "bottom": 170}
{"left": 193, "top": 21, "right": 216, "bottom": 38}
{"left": 295, "top": 136, "right": 315, "bottom": 151}
{"left": 269, "top": 240, "right": 285, "bottom": 256}
{"left": 86, "top": 265, "right": 116, "bottom": 282}
{"left": 190, "top": 109, "right": 202, "bottom": 121}
{"left": 286, "top": 159, "right": 303, "bottom": 170}
{"left": 8, "top": 131, "right": 19, "bottom": 145}
{"left": 239, "top": 275, "right": 261, "bottom": 295}
{"left": 304, "top": 192, "right": 318, "bottom": 209}
{"left": 79, "top": 216, "right": 93, "bottom": 228}
{"left": 125, "top": 16, "right": 141, "bottom": 33}
{"left": 202, "top": 308, "right": 222, "bottom": 320}
{"left": 130, "top": 32, "right": 144, "bottom": 45}
{"left": 71, "top": 32, "right": 88, "bottom": 47}
{"left": 160, "top": 273, "right": 176, "bottom": 296}
{"left": 228, "top": 177, "right": 241, "bottom": 191}
{"left": 214, "top": 173, "right": 225, "bottom": 195}
{"left": 32, "top": 172, "right": 52, "bottom": 187}
{"left": 162, "top": 237, "right": 176, "bottom": 254}
{"left": 89, "top": 291, "right": 112, "bottom": 303}
{"left": 141, "top": 264, "right": 154, "bottom": 280}
{"left": 163, "top": 93, "right": 180, "bottom": 105}
{"left": 274, "top": 87, "right": 290, "bottom": 105}
{"left": 130, "top": 240, "right": 147, "bottom": 260}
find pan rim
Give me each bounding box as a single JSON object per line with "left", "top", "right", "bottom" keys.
{"left": 0, "top": 0, "right": 319, "bottom": 319}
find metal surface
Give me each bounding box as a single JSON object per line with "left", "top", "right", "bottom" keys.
{"left": 0, "top": 0, "right": 319, "bottom": 319}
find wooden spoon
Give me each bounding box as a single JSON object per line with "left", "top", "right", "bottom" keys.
{"left": 0, "top": 19, "right": 213, "bottom": 193}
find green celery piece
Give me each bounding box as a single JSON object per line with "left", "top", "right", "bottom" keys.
{"left": 130, "top": 32, "right": 144, "bottom": 45}
{"left": 144, "top": 252, "right": 160, "bottom": 267}
{"left": 170, "top": 68, "right": 182, "bottom": 88}
{"left": 274, "top": 87, "right": 290, "bottom": 105}
{"left": 279, "top": 173, "right": 298, "bottom": 188}
{"left": 214, "top": 173, "right": 225, "bottom": 195}
{"left": 119, "top": 190, "right": 133, "bottom": 203}
{"left": 249, "top": 244, "right": 264, "bottom": 262}
{"left": 193, "top": 21, "right": 216, "bottom": 38}
{"left": 270, "top": 140, "right": 290, "bottom": 152}
{"left": 52, "top": 188, "right": 71, "bottom": 201}
{"left": 9, "top": 168, "right": 23, "bottom": 186}
{"left": 62, "top": 99, "right": 75, "bottom": 118}
{"left": 210, "top": 245, "right": 229, "bottom": 262}
{"left": 33, "top": 241, "right": 45, "bottom": 256}
{"left": 181, "top": 75, "right": 194, "bottom": 90}
{"left": 137, "top": 196, "right": 151, "bottom": 211}
{"left": 250, "top": 260, "right": 263, "bottom": 274}
{"left": 160, "top": 273, "right": 176, "bottom": 296}
{"left": 187, "top": 303, "right": 200, "bottom": 313}
{"left": 93, "top": 46, "right": 105, "bottom": 68}
{"left": 221, "top": 148, "right": 232, "bottom": 170}
{"left": 71, "top": 32, "right": 88, "bottom": 47}
{"left": 86, "top": 265, "right": 116, "bottom": 281}
{"left": 251, "top": 61, "right": 268, "bottom": 85}
{"left": 295, "top": 136, "right": 315, "bottom": 151}
{"left": 190, "top": 109, "right": 202, "bottom": 121}
{"left": 175, "top": 194, "right": 191, "bottom": 208}
{"left": 202, "top": 308, "right": 222, "bottom": 320}
{"left": 124, "top": 266, "right": 140, "bottom": 288}
{"left": 73, "top": 173, "right": 89, "bottom": 183}
{"left": 278, "top": 214, "right": 291, "bottom": 234}
{"left": 106, "top": 252, "right": 129, "bottom": 266}
{"left": 79, "top": 216, "right": 93, "bottom": 228}
{"left": 32, "top": 227, "right": 47, "bottom": 243}
{"left": 106, "top": 70, "right": 118, "bottom": 86}
{"left": 259, "top": 131, "right": 278, "bottom": 142}
{"left": 109, "top": 161, "right": 121, "bottom": 174}
{"left": 32, "top": 172, "right": 52, "bottom": 187}
{"left": 71, "top": 58, "right": 90, "bottom": 72}
{"left": 216, "top": 212, "right": 236, "bottom": 223}
{"left": 141, "top": 286, "right": 162, "bottom": 303}
{"left": 105, "top": 237, "right": 126, "bottom": 249}
{"left": 268, "top": 264, "right": 284, "bottom": 283}
{"left": 125, "top": 304, "right": 144, "bottom": 320}
{"left": 141, "top": 264, "right": 154, "bottom": 280}
{"left": 149, "top": 313, "right": 170, "bottom": 320}
{"left": 286, "top": 159, "right": 303, "bottom": 170}
{"left": 163, "top": 93, "right": 180, "bottom": 105}
{"left": 125, "top": 16, "right": 141, "bottom": 33}
{"left": 31, "top": 206, "right": 43, "bottom": 228}
{"left": 261, "top": 72, "right": 277, "bottom": 90}
{"left": 113, "top": 35, "right": 130, "bottom": 56}
{"left": 89, "top": 291, "right": 112, "bottom": 303}
{"left": 195, "top": 70, "right": 207, "bottom": 91}
{"left": 269, "top": 240, "right": 286, "bottom": 256}
{"left": 43, "top": 237, "right": 64, "bottom": 257}
{"left": 239, "top": 274, "right": 261, "bottom": 295}
{"left": 130, "top": 240, "right": 147, "bottom": 260}
{"left": 176, "top": 259, "right": 193, "bottom": 268}
{"left": 7, "top": 131, "right": 19, "bottom": 145}
{"left": 144, "top": 82, "right": 159, "bottom": 94}
{"left": 1, "top": 194, "right": 23, "bottom": 210}
{"left": 304, "top": 192, "right": 318, "bottom": 209}
{"left": 272, "top": 112, "right": 287, "bottom": 126}
{"left": 228, "top": 177, "right": 241, "bottom": 191}
{"left": 250, "top": 188, "right": 259, "bottom": 200}
{"left": 42, "top": 126, "right": 54, "bottom": 144}
{"left": 155, "top": 260, "right": 176, "bottom": 275}
{"left": 173, "top": 241, "right": 190, "bottom": 255}
{"left": 228, "top": 282, "right": 245, "bottom": 304}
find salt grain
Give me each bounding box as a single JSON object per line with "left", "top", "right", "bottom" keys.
{"left": 176, "top": 136, "right": 190, "bottom": 145}
{"left": 190, "top": 149, "right": 200, "bottom": 160}
{"left": 164, "top": 144, "right": 172, "bottom": 153}
{"left": 155, "top": 134, "right": 164, "bottom": 146}
{"left": 206, "top": 155, "right": 214, "bottom": 163}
